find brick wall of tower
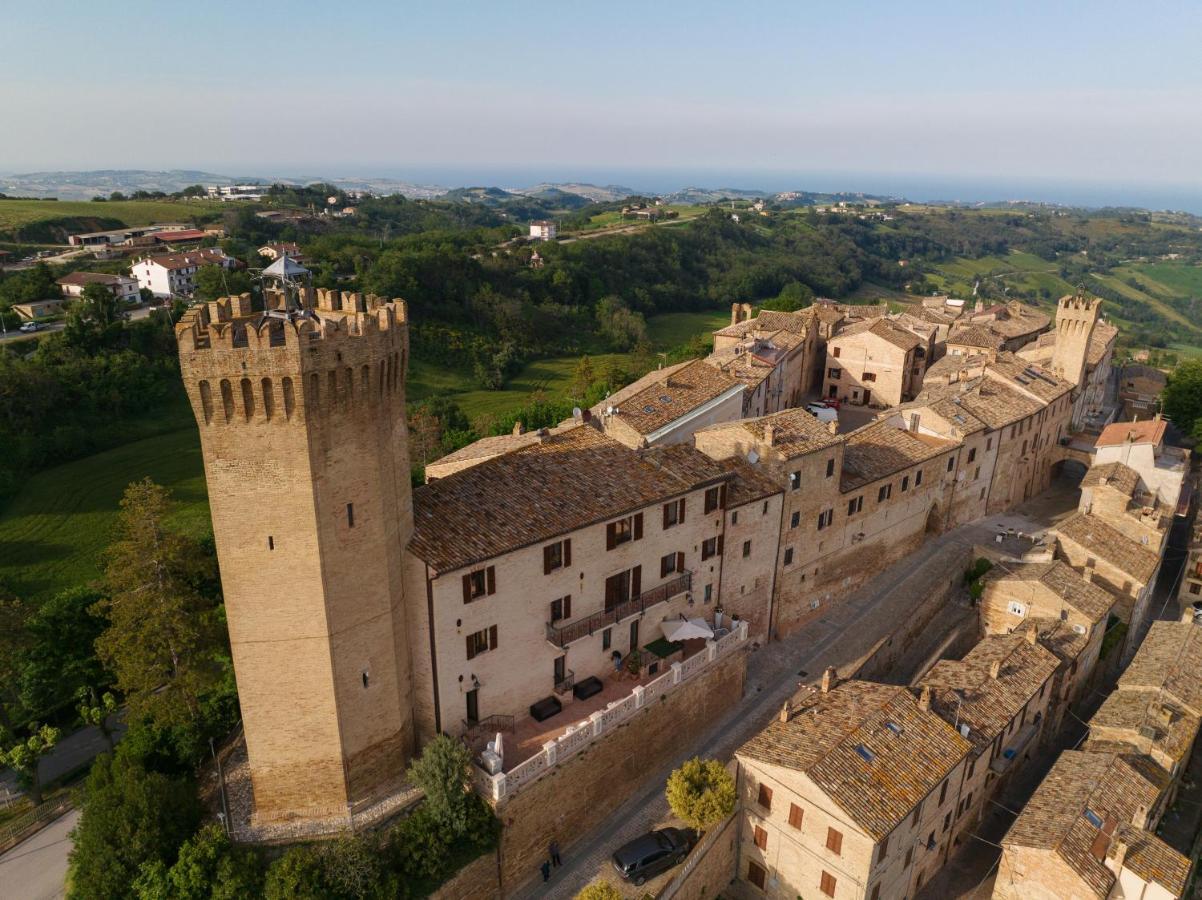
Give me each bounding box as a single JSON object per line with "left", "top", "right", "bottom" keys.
{"left": 177, "top": 293, "right": 416, "bottom": 825}
{"left": 1050, "top": 293, "right": 1100, "bottom": 389}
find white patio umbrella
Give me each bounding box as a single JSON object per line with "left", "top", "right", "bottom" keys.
{"left": 661, "top": 617, "right": 715, "bottom": 642}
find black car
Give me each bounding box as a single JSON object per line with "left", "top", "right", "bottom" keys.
{"left": 611, "top": 827, "right": 695, "bottom": 885}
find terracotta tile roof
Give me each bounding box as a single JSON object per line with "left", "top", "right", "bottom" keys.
{"left": 920, "top": 377, "right": 1043, "bottom": 430}
{"left": 1086, "top": 689, "right": 1201, "bottom": 767}
{"left": 985, "top": 301, "right": 1051, "bottom": 339}
{"left": 705, "top": 349, "right": 775, "bottom": 390}
{"left": 719, "top": 458, "right": 783, "bottom": 507}
{"left": 1096, "top": 418, "right": 1167, "bottom": 448}
{"left": 984, "top": 560, "right": 1116, "bottom": 625}
{"left": 607, "top": 359, "right": 743, "bottom": 436}
{"left": 918, "top": 633, "right": 1060, "bottom": 753}
{"left": 1002, "top": 750, "right": 1168, "bottom": 899}
{"left": 1087, "top": 322, "right": 1119, "bottom": 367}
{"left": 738, "top": 679, "right": 971, "bottom": 839}
{"left": 697, "top": 407, "right": 842, "bottom": 460}
{"left": 919, "top": 306, "right": 960, "bottom": 325}
{"left": 840, "top": 420, "right": 955, "bottom": 491}
{"left": 56, "top": 271, "right": 133, "bottom": 287}
{"left": 754, "top": 308, "right": 816, "bottom": 334}
{"left": 590, "top": 361, "right": 692, "bottom": 418}
{"left": 907, "top": 392, "right": 990, "bottom": 434}
{"left": 1111, "top": 822, "right": 1192, "bottom": 896}
{"left": 139, "top": 248, "right": 229, "bottom": 271}
{"left": 1056, "top": 513, "right": 1160, "bottom": 584}
{"left": 948, "top": 323, "right": 1005, "bottom": 350}
{"left": 409, "top": 425, "right": 729, "bottom": 574}
{"left": 426, "top": 431, "right": 544, "bottom": 468}
{"left": 833, "top": 317, "right": 922, "bottom": 352}
{"left": 1118, "top": 621, "right": 1202, "bottom": 715}
{"left": 1081, "top": 462, "right": 1141, "bottom": 497}
{"left": 1020, "top": 617, "right": 1090, "bottom": 667}
{"left": 985, "top": 354, "right": 1074, "bottom": 403}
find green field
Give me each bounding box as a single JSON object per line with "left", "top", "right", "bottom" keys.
{"left": 0, "top": 428, "right": 209, "bottom": 601}
{"left": 0, "top": 198, "right": 224, "bottom": 233}
{"left": 572, "top": 204, "right": 708, "bottom": 233}
{"left": 409, "top": 310, "right": 730, "bottom": 420}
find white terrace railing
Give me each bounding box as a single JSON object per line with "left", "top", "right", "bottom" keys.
{"left": 473, "top": 620, "right": 748, "bottom": 802}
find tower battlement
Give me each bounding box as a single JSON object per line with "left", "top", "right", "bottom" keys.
{"left": 1051, "top": 290, "right": 1102, "bottom": 388}
{"left": 1056, "top": 292, "right": 1101, "bottom": 316}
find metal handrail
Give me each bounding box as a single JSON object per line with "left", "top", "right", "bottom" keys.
{"left": 554, "top": 669, "right": 576, "bottom": 694}
{"left": 545, "top": 571, "right": 692, "bottom": 649}
{"left": 462, "top": 713, "right": 515, "bottom": 734}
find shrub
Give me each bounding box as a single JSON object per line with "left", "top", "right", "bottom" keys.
{"left": 665, "top": 757, "right": 736, "bottom": 832}
{"left": 576, "top": 880, "right": 624, "bottom": 900}
{"left": 405, "top": 733, "right": 475, "bottom": 834}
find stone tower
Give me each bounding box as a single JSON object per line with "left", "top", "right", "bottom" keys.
{"left": 177, "top": 288, "right": 415, "bottom": 826}
{"left": 1050, "top": 289, "right": 1101, "bottom": 387}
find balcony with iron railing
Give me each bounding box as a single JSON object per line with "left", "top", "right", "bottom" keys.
{"left": 545, "top": 571, "right": 692, "bottom": 649}
{"left": 553, "top": 669, "right": 575, "bottom": 695}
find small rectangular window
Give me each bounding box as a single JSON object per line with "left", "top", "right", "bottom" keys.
{"left": 346, "top": 502, "right": 355, "bottom": 527}
{"left": 789, "top": 471, "right": 801, "bottom": 490}
{"left": 968, "top": 447, "right": 977, "bottom": 463}
{"left": 602, "top": 628, "right": 612, "bottom": 651}
{"left": 702, "top": 536, "right": 721, "bottom": 560}
{"left": 753, "top": 825, "right": 767, "bottom": 850}
{"left": 704, "top": 485, "right": 725, "bottom": 513}
{"left": 784, "top": 547, "right": 794, "bottom": 566}
{"left": 747, "top": 861, "right": 766, "bottom": 890}
{"left": 757, "top": 783, "right": 772, "bottom": 810}
{"left": 915, "top": 469, "right": 923, "bottom": 486}
{"left": 826, "top": 458, "right": 835, "bottom": 478}
{"left": 820, "top": 871, "right": 837, "bottom": 898}
{"left": 790, "top": 511, "right": 800, "bottom": 528}
{"left": 826, "top": 827, "right": 842, "bottom": 854}
{"left": 543, "top": 539, "right": 571, "bottom": 574}
{"left": 947, "top": 457, "right": 955, "bottom": 472}
{"left": 267, "top": 535, "right": 274, "bottom": 550}
{"left": 742, "top": 540, "right": 751, "bottom": 558}
{"left": 878, "top": 484, "right": 891, "bottom": 502}
{"left": 788, "top": 803, "right": 804, "bottom": 829}
{"left": 462, "top": 566, "right": 496, "bottom": 602}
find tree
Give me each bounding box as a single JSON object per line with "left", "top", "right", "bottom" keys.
{"left": 263, "top": 846, "right": 327, "bottom": 900}
{"left": 595, "top": 295, "right": 648, "bottom": 351}
{"left": 576, "top": 881, "right": 624, "bottom": 900}
{"left": 68, "top": 753, "right": 201, "bottom": 900}
{"left": 132, "top": 823, "right": 263, "bottom": 900}
{"left": 93, "top": 479, "right": 221, "bottom": 728}
{"left": 406, "top": 733, "right": 474, "bottom": 834}
{"left": 1162, "top": 360, "right": 1202, "bottom": 441}
{"left": 570, "top": 355, "right": 596, "bottom": 400}
{"left": 665, "top": 757, "right": 736, "bottom": 832}
{"left": 78, "top": 687, "right": 120, "bottom": 750}
{"left": 64, "top": 282, "right": 123, "bottom": 349}
{"left": 0, "top": 589, "right": 30, "bottom": 731}
{"left": 19, "top": 587, "right": 107, "bottom": 722}
{"left": 0, "top": 723, "right": 61, "bottom": 804}
{"left": 193, "top": 265, "right": 252, "bottom": 302}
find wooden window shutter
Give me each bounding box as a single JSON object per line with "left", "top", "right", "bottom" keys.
{"left": 563, "top": 595, "right": 571, "bottom": 618}
{"left": 486, "top": 566, "right": 496, "bottom": 595}
{"left": 679, "top": 498, "right": 685, "bottom": 522}
{"left": 717, "top": 534, "right": 724, "bottom": 556}
{"left": 466, "top": 634, "right": 475, "bottom": 660}
{"left": 462, "top": 574, "right": 472, "bottom": 603}
{"left": 677, "top": 551, "right": 685, "bottom": 573}
{"left": 606, "top": 522, "right": 616, "bottom": 550}
{"left": 719, "top": 484, "right": 727, "bottom": 509}
{"left": 489, "top": 624, "right": 498, "bottom": 650}
{"left": 563, "top": 539, "right": 571, "bottom": 567}
{"left": 753, "top": 825, "right": 767, "bottom": 850}
{"left": 543, "top": 545, "right": 553, "bottom": 575}
{"left": 631, "top": 565, "right": 642, "bottom": 597}
{"left": 789, "top": 803, "right": 804, "bottom": 829}
{"left": 633, "top": 512, "right": 643, "bottom": 540}
{"left": 663, "top": 503, "right": 671, "bottom": 529}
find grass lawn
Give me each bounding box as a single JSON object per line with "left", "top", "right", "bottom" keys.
{"left": 1123, "top": 261, "right": 1202, "bottom": 297}
{"left": 0, "top": 198, "right": 226, "bottom": 233}
{"left": 0, "top": 428, "right": 208, "bottom": 602}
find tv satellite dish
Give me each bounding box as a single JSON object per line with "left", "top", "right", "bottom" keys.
{"left": 747, "top": 450, "right": 760, "bottom": 465}
{"left": 572, "top": 406, "right": 582, "bottom": 420}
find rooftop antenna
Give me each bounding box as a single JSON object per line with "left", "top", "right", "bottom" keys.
{"left": 255, "top": 252, "right": 315, "bottom": 322}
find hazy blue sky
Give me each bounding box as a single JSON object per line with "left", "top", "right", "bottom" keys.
{"left": 4, "top": 0, "right": 1201, "bottom": 190}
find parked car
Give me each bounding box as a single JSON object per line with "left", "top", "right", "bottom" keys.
{"left": 19, "top": 321, "right": 42, "bottom": 333}
{"left": 611, "top": 827, "right": 695, "bottom": 886}
{"left": 806, "top": 403, "right": 839, "bottom": 424}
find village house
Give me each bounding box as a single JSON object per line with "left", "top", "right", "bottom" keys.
{"left": 711, "top": 304, "right": 822, "bottom": 407}
{"left": 131, "top": 247, "right": 234, "bottom": 298}
{"left": 822, "top": 318, "right": 926, "bottom": 408}
{"left": 1117, "top": 364, "right": 1166, "bottom": 422}
{"left": 1179, "top": 515, "right": 1202, "bottom": 606}
{"left": 735, "top": 670, "right": 972, "bottom": 899}
{"left": 961, "top": 300, "right": 1051, "bottom": 353}
{"left": 1092, "top": 417, "right": 1188, "bottom": 509}
{"left": 529, "top": 219, "right": 556, "bottom": 240}
{"left": 258, "top": 241, "right": 303, "bottom": 261}
{"left": 56, "top": 271, "right": 140, "bottom": 302}
{"left": 1053, "top": 512, "right": 1161, "bottom": 635}
{"left": 403, "top": 425, "right": 760, "bottom": 746}
{"left": 916, "top": 632, "right": 1060, "bottom": 852}
{"left": 994, "top": 750, "right": 1191, "bottom": 900}
{"left": 592, "top": 358, "right": 746, "bottom": 448}
{"left": 977, "top": 560, "right": 1116, "bottom": 736}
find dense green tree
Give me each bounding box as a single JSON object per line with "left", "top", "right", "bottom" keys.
{"left": 595, "top": 295, "right": 648, "bottom": 350}
{"left": 0, "top": 723, "right": 61, "bottom": 803}
{"left": 77, "top": 687, "right": 120, "bottom": 750}
{"left": 0, "top": 589, "right": 30, "bottom": 731}
{"left": 193, "top": 264, "right": 253, "bottom": 302}
{"left": 406, "top": 733, "right": 475, "bottom": 834}
{"left": 665, "top": 757, "right": 736, "bottom": 832}
{"left": 94, "top": 479, "right": 221, "bottom": 728}
{"left": 67, "top": 753, "right": 201, "bottom": 900}
{"left": 263, "top": 846, "right": 327, "bottom": 900}
{"left": 19, "top": 587, "right": 107, "bottom": 721}
{"left": 570, "top": 355, "right": 596, "bottom": 400}
{"left": 132, "top": 823, "right": 263, "bottom": 900}
{"left": 1162, "top": 360, "right": 1202, "bottom": 441}
{"left": 63, "top": 282, "right": 123, "bottom": 350}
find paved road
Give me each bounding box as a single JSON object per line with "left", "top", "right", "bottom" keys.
{"left": 0, "top": 809, "right": 78, "bottom": 900}
{"left": 0, "top": 715, "right": 124, "bottom": 799}
{"left": 518, "top": 489, "right": 1080, "bottom": 899}
{"left": 0, "top": 322, "right": 64, "bottom": 343}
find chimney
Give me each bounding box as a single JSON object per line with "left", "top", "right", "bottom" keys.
{"left": 1082, "top": 566, "right": 1094, "bottom": 584}
{"left": 918, "top": 685, "right": 932, "bottom": 712}
{"left": 764, "top": 423, "right": 777, "bottom": 447}
{"left": 780, "top": 700, "right": 792, "bottom": 723}
{"left": 1026, "top": 626, "right": 1038, "bottom": 646}
{"left": 513, "top": 421, "right": 525, "bottom": 436}
{"left": 821, "top": 666, "right": 837, "bottom": 693}
{"left": 989, "top": 659, "right": 1002, "bottom": 679}
{"left": 1110, "top": 839, "right": 1128, "bottom": 873}
{"left": 827, "top": 420, "right": 839, "bottom": 435}
{"left": 1132, "top": 804, "right": 1148, "bottom": 828}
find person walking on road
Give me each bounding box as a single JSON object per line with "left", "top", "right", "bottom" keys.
{"left": 549, "top": 840, "right": 561, "bottom": 867}
{"left": 541, "top": 859, "right": 551, "bottom": 883}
